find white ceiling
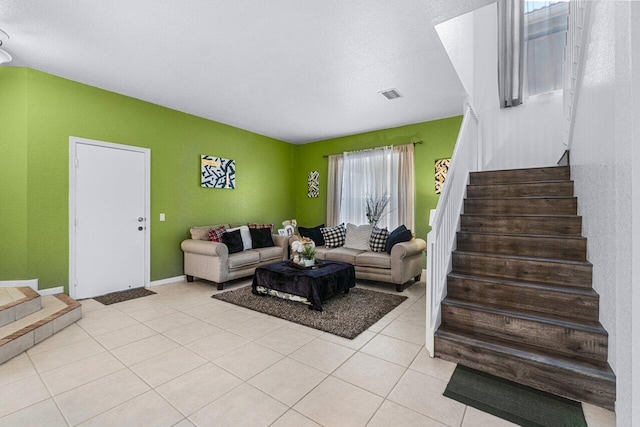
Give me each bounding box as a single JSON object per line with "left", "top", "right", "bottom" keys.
{"left": 0, "top": 0, "right": 492, "bottom": 144}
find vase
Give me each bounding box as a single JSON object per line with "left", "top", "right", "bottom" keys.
{"left": 303, "top": 258, "right": 315, "bottom": 267}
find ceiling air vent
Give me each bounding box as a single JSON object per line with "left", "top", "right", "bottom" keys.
{"left": 379, "top": 88, "right": 403, "bottom": 100}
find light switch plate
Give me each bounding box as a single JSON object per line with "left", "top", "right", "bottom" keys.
{"left": 160, "top": 213, "right": 165, "bottom": 222}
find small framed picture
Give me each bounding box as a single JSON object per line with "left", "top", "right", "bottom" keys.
{"left": 284, "top": 225, "right": 295, "bottom": 237}
{"left": 278, "top": 229, "right": 287, "bottom": 236}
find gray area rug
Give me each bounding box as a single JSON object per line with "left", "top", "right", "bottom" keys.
{"left": 93, "top": 287, "right": 156, "bottom": 305}
{"left": 212, "top": 286, "right": 407, "bottom": 339}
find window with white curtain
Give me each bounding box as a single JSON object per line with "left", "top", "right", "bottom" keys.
{"left": 330, "top": 145, "right": 415, "bottom": 231}
{"left": 524, "top": 1, "right": 569, "bottom": 96}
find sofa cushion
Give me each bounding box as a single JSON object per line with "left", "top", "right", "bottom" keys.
{"left": 256, "top": 246, "right": 282, "bottom": 262}
{"left": 222, "top": 229, "right": 244, "bottom": 254}
{"left": 344, "top": 223, "right": 373, "bottom": 250}
{"left": 356, "top": 251, "right": 391, "bottom": 269}
{"left": 208, "top": 225, "right": 227, "bottom": 242}
{"left": 249, "top": 227, "right": 275, "bottom": 248}
{"left": 299, "top": 224, "right": 326, "bottom": 247}
{"left": 227, "top": 250, "right": 260, "bottom": 269}
{"left": 190, "top": 225, "right": 214, "bottom": 241}
{"left": 324, "top": 247, "right": 364, "bottom": 264}
{"left": 227, "top": 225, "right": 252, "bottom": 250}
{"left": 385, "top": 225, "right": 412, "bottom": 254}
{"left": 369, "top": 226, "right": 389, "bottom": 252}
{"left": 313, "top": 246, "right": 330, "bottom": 260}
{"left": 320, "top": 223, "right": 346, "bottom": 248}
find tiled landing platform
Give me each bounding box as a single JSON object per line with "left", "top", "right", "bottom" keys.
{"left": 0, "top": 291, "right": 82, "bottom": 365}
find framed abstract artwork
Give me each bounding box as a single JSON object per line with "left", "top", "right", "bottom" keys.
{"left": 201, "top": 155, "right": 235, "bottom": 189}
{"left": 435, "top": 158, "right": 451, "bottom": 194}
{"left": 308, "top": 170, "right": 319, "bottom": 198}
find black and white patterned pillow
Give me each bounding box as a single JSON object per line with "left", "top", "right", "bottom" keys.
{"left": 369, "top": 226, "right": 389, "bottom": 252}
{"left": 320, "top": 224, "right": 346, "bottom": 248}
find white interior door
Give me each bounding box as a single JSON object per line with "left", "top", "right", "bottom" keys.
{"left": 72, "top": 140, "right": 149, "bottom": 299}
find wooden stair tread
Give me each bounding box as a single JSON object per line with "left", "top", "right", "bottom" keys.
{"left": 467, "top": 179, "right": 572, "bottom": 187}
{"left": 453, "top": 250, "right": 593, "bottom": 266}
{"left": 435, "top": 326, "right": 615, "bottom": 378}
{"left": 462, "top": 213, "right": 581, "bottom": 218}
{"left": 457, "top": 231, "right": 586, "bottom": 241}
{"left": 465, "top": 196, "right": 576, "bottom": 200}
{"left": 447, "top": 272, "right": 598, "bottom": 296}
{"left": 442, "top": 297, "right": 605, "bottom": 333}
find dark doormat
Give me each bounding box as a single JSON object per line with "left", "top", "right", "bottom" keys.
{"left": 444, "top": 364, "right": 587, "bottom": 427}
{"left": 93, "top": 287, "right": 156, "bottom": 305}
{"left": 212, "top": 286, "right": 407, "bottom": 339}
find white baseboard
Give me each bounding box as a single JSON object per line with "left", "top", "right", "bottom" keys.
{"left": 148, "top": 275, "right": 186, "bottom": 287}
{"left": 0, "top": 279, "right": 39, "bottom": 291}
{"left": 38, "top": 286, "right": 65, "bottom": 296}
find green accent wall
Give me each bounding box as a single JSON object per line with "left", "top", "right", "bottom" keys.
{"left": 3, "top": 68, "right": 295, "bottom": 291}
{"left": 293, "top": 117, "right": 463, "bottom": 243}
{"left": 0, "top": 68, "right": 29, "bottom": 278}
{"left": 1, "top": 67, "right": 461, "bottom": 292}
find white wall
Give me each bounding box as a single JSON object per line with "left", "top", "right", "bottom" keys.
{"left": 437, "top": 3, "right": 566, "bottom": 171}
{"left": 569, "top": 1, "right": 639, "bottom": 424}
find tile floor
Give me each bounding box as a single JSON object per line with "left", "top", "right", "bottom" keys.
{"left": 0, "top": 278, "right": 617, "bottom": 426}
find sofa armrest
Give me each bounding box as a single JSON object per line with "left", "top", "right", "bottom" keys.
{"left": 272, "top": 234, "right": 289, "bottom": 249}
{"left": 180, "top": 239, "right": 229, "bottom": 257}
{"left": 390, "top": 238, "right": 427, "bottom": 260}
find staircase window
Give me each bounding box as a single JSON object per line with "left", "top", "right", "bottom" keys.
{"left": 524, "top": 1, "right": 569, "bottom": 96}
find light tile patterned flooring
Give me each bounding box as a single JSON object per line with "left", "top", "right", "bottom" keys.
{"left": 0, "top": 278, "right": 616, "bottom": 426}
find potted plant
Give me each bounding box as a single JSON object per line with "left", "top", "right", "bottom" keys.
{"left": 301, "top": 246, "right": 317, "bottom": 267}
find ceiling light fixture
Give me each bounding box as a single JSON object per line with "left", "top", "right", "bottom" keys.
{"left": 379, "top": 88, "right": 403, "bottom": 100}
{"left": 0, "top": 29, "right": 12, "bottom": 65}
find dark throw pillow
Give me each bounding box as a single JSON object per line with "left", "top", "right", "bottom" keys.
{"left": 249, "top": 227, "right": 275, "bottom": 249}
{"left": 221, "top": 229, "right": 244, "bottom": 254}
{"left": 385, "top": 225, "right": 412, "bottom": 254}
{"left": 299, "top": 224, "right": 326, "bottom": 246}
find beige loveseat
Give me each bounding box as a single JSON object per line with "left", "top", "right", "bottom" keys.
{"left": 314, "top": 238, "right": 426, "bottom": 292}
{"left": 181, "top": 225, "right": 289, "bottom": 290}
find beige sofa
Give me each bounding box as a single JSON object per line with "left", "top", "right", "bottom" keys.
{"left": 314, "top": 238, "right": 427, "bottom": 292}
{"left": 181, "top": 225, "right": 289, "bottom": 290}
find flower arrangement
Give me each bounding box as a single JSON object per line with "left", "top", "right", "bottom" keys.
{"left": 365, "top": 192, "right": 391, "bottom": 225}
{"left": 291, "top": 236, "right": 316, "bottom": 265}
{"left": 291, "top": 236, "right": 315, "bottom": 254}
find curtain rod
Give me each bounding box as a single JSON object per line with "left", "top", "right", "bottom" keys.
{"left": 322, "top": 141, "right": 422, "bottom": 158}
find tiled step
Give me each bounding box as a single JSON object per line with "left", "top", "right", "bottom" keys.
{"left": 469, "top": 166, "right": 570, "bottom": 185}
{"left": 446, "top": 273, "right": 600, "bottom": 321}
{"left": 464, "top": 197, "right": 577, "bottom": 215}
{"left": 0, "top": 294, "right": 82, "bottom": 365}
{"left": 456, "top": 232, "right": 587, "bottom": 261}
{"left": 0, "top": 287, "right": 41, "bottom": 327}
{"left": 466, "top": 180, "right": 574, "bottom": 198}
{"left": 435, "top": 327, "right": 616, "bottom": 410}
{"left": 460, "top": 214, "right": 583, "bottom": 236}
{"left": 441, "top": 298, "right": 608, "bottom": 362}
{"left": 452, "top": 251, "right": 593, "bottom": 288}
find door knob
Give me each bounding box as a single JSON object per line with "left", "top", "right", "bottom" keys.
{"left": 138, "top": 226, "right": 143, "bottom": 231}
{"left": 138, "top": 217, "right": 144, "bottom": 222}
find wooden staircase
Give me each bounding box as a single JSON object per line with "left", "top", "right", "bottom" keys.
{"left": 434, "top": 166, "right": 616, "bottom": 410}
{"left": 0, "top": 287, "right": 82, "bottom": 365}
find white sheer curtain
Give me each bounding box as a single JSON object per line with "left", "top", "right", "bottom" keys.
{"left": 331, "top": 145, "right": 414, "bottom": 231}
{"left": 340, "top": 147, "right": 392, "bottom": 228}
{"left": 326, "top": 154, "right": 343, "bottom": 227}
